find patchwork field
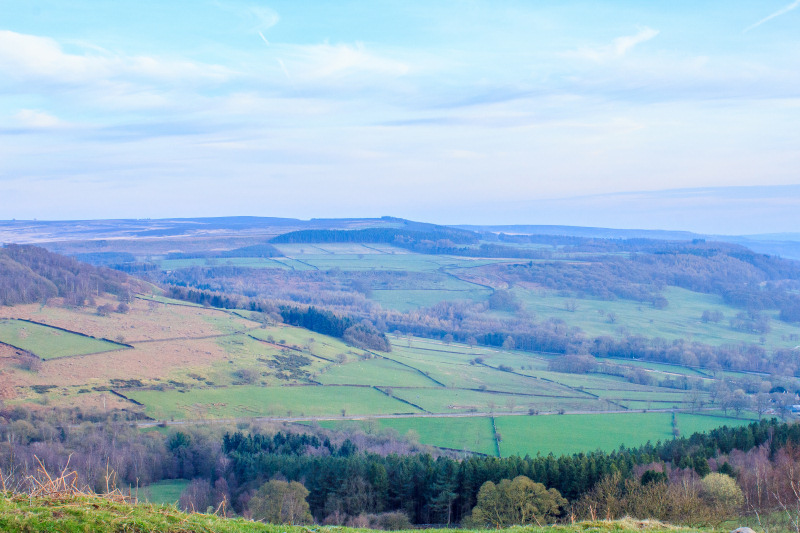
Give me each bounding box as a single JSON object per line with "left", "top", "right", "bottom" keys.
{"left": 316, "top": 411, "right": 755, "bottom": 457}
{"left": 0, "top": 293, "right": 771, "bottom": 459}
{"left": 126, "top": 385, "right": 419, "bottom": 420}
{"left": 0, "top": 318, "right": 123, "bottom": 359}
{"left": 512, "top": 286, "right": 800, "bottom": 350}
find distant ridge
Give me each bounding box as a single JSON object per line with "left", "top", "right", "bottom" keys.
{"left": 453, "top": 224, "right": 800, "bottom": 260}
{"left": 2, "top": 216, "right": 800, "bottom": 260}
{"left": 453, "top": 224, "right": 703, "bottom": 241}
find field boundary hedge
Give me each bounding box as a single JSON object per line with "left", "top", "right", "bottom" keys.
{"left": 373, "top": 386, "right": 429, "bottom": 413}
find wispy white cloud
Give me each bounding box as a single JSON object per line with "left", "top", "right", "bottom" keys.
{"left": 0, "top": 30, "right": 231, "bottom": 87}
{"left": 248, "top": 6, "right": 280, "bottom": 32}
{"left": 744, "top": 0, "right": 800, "bottom": 32}
{"left": 613, "top": 27, "right": 660, "bottom": 56}
{"left": 11, "top": 109, "right": 63, "bottom": 128}
{"left": 282, "top": 42, "right": 410, "bottom": 80}
{"left": 276, "top": 58, "right": 291, "bottom": 81}
{"left": 568, "top": 27, "right": 660, "bottom": 62}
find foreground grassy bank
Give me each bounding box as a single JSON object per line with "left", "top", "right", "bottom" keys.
{"left": 0, "top": 493, "right": 703, "bottom": 533}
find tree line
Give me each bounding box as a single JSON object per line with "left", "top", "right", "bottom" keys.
{"left": 3, "top": 400, "right": 796, "bottom": 527}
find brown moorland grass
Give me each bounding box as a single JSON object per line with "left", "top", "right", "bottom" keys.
{"left": 7, "top": 337, "right": 228, "bottom": 390}
{"left": 0, "top": 297, "right": 259, "bottom": 343}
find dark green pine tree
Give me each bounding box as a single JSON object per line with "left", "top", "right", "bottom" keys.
{"left": 429, "top": 459, "right": 459, "bottom": 525}
{"left": 367, "top": 462, "right": 389, "bottom": 513}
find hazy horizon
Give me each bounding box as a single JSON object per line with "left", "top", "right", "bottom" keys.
{"left": 1, "top": 1, "right": 799, "bottom": 233}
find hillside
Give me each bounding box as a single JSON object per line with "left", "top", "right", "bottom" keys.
{"left": 2, "top": 234, "right": 799, "bottom": 458}
{"left": 0, "top": 288, "right": 762, "bottom": 458}
{"left": 0, "top": 244, "right": 144, "bottom": 306}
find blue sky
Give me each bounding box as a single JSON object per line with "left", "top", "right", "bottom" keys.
{"left": 1, "top": 1, "right": 798, "bottom": 234}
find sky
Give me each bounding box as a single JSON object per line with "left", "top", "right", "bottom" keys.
{"left": 0, "top": 1, "right": 799, "bottom": 234}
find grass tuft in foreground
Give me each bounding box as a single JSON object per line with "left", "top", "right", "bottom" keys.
{"left": 0, "top": 492, "right": 704, "bottom": 533}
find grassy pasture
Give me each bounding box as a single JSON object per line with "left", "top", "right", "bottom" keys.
{"left": 209, "top": 334, "right": 329, "bottom": 386}
{"left": 318, "top": 416, "right": 499, "bottom": 456}
{"left": 0, "top": 319, "right": 123, "bottom": 359}
{"left": 512, "top": 286, "right": 800, "bottom": 350}
{"left": 139, "top": 479, "right": 189, "bottom": 506}
{"left": 600, "top": 358, "right": 711, "bottom": 377}
{"left": 515, "top": 370, "right": 631, "bottom": 389}
{"left": 248, "top": 325, "right": 354, "bottom": 361}
{"left": 389, "top": 339, "right": 501, "bottom": 360}
{"left": 126, "top": 385, "right": 420, "bottom": 420}
{"left": 494, "top": 413, "right": 675, "bottom": 457}
{"left": 590, "top": 390, "right": 700, "bottom": 402}
{"left": 675, "top": 413, "right": 755, "bottom": 437}
{"left": 479, "top": 351, "right": 551, "bottom": 372}
{"left": 386, "top": 351, "right": 579, "bottom": 396}
{"left": 316, "top": 357, "right": 442, "bottom": 387}
{"left": 316, "top": 411, "right": 758, "bottom": 457}
{"left": 389, "top": 387, "right": 597, "bottom": 414}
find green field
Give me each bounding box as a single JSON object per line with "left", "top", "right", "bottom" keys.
{"left": 389, "top": 387, "right": 596, "bottom": 414}
{"left": 248, "top": 325, "right": 355, "bottom": 361}
{"left": 513, "top": 286, "right": 800, "bottom": 350}
{"left": 0, "top": 319, "right": 124, "bottom": 359}
{"left": 386, "top": 350, "right": 580, "bottom": 396}
{"left": 206, "top": 333, "right": 331, "bottom": 386}
{"left": 599, "top": 358, "right": 711, "bottom": 377}
{"left": 316, "top": 411, "right": 756, "bottom": 457}
{"left": 138, "top": 479, "right": 189, "bottom": 506}
{"left": 494, "top": 413, "right": 676, "bottom": 456}
{"left": 318, "top": 416, "right": 499, "bottom": 456}
{"left": 316, "top": 357, "right": 443, "bottom": 387}
{"left": 675, "top": 413, "right": 756, "bottom": 437}
{"left": 126, "top": 385, "right": 420, "bottom": 420}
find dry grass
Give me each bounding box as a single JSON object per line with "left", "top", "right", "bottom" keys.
{"left": 0, "top": 456, "right": 131, "bottom": 505}
{"left": 0, "top": 296, "right": 264, "bottom": 408}
{"left": 0, "top": 297, "right": 258, "bottom": 343}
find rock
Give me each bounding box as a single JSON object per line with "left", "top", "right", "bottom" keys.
{"left": 731, "top": 528, "right": 756, "bottom": 533}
